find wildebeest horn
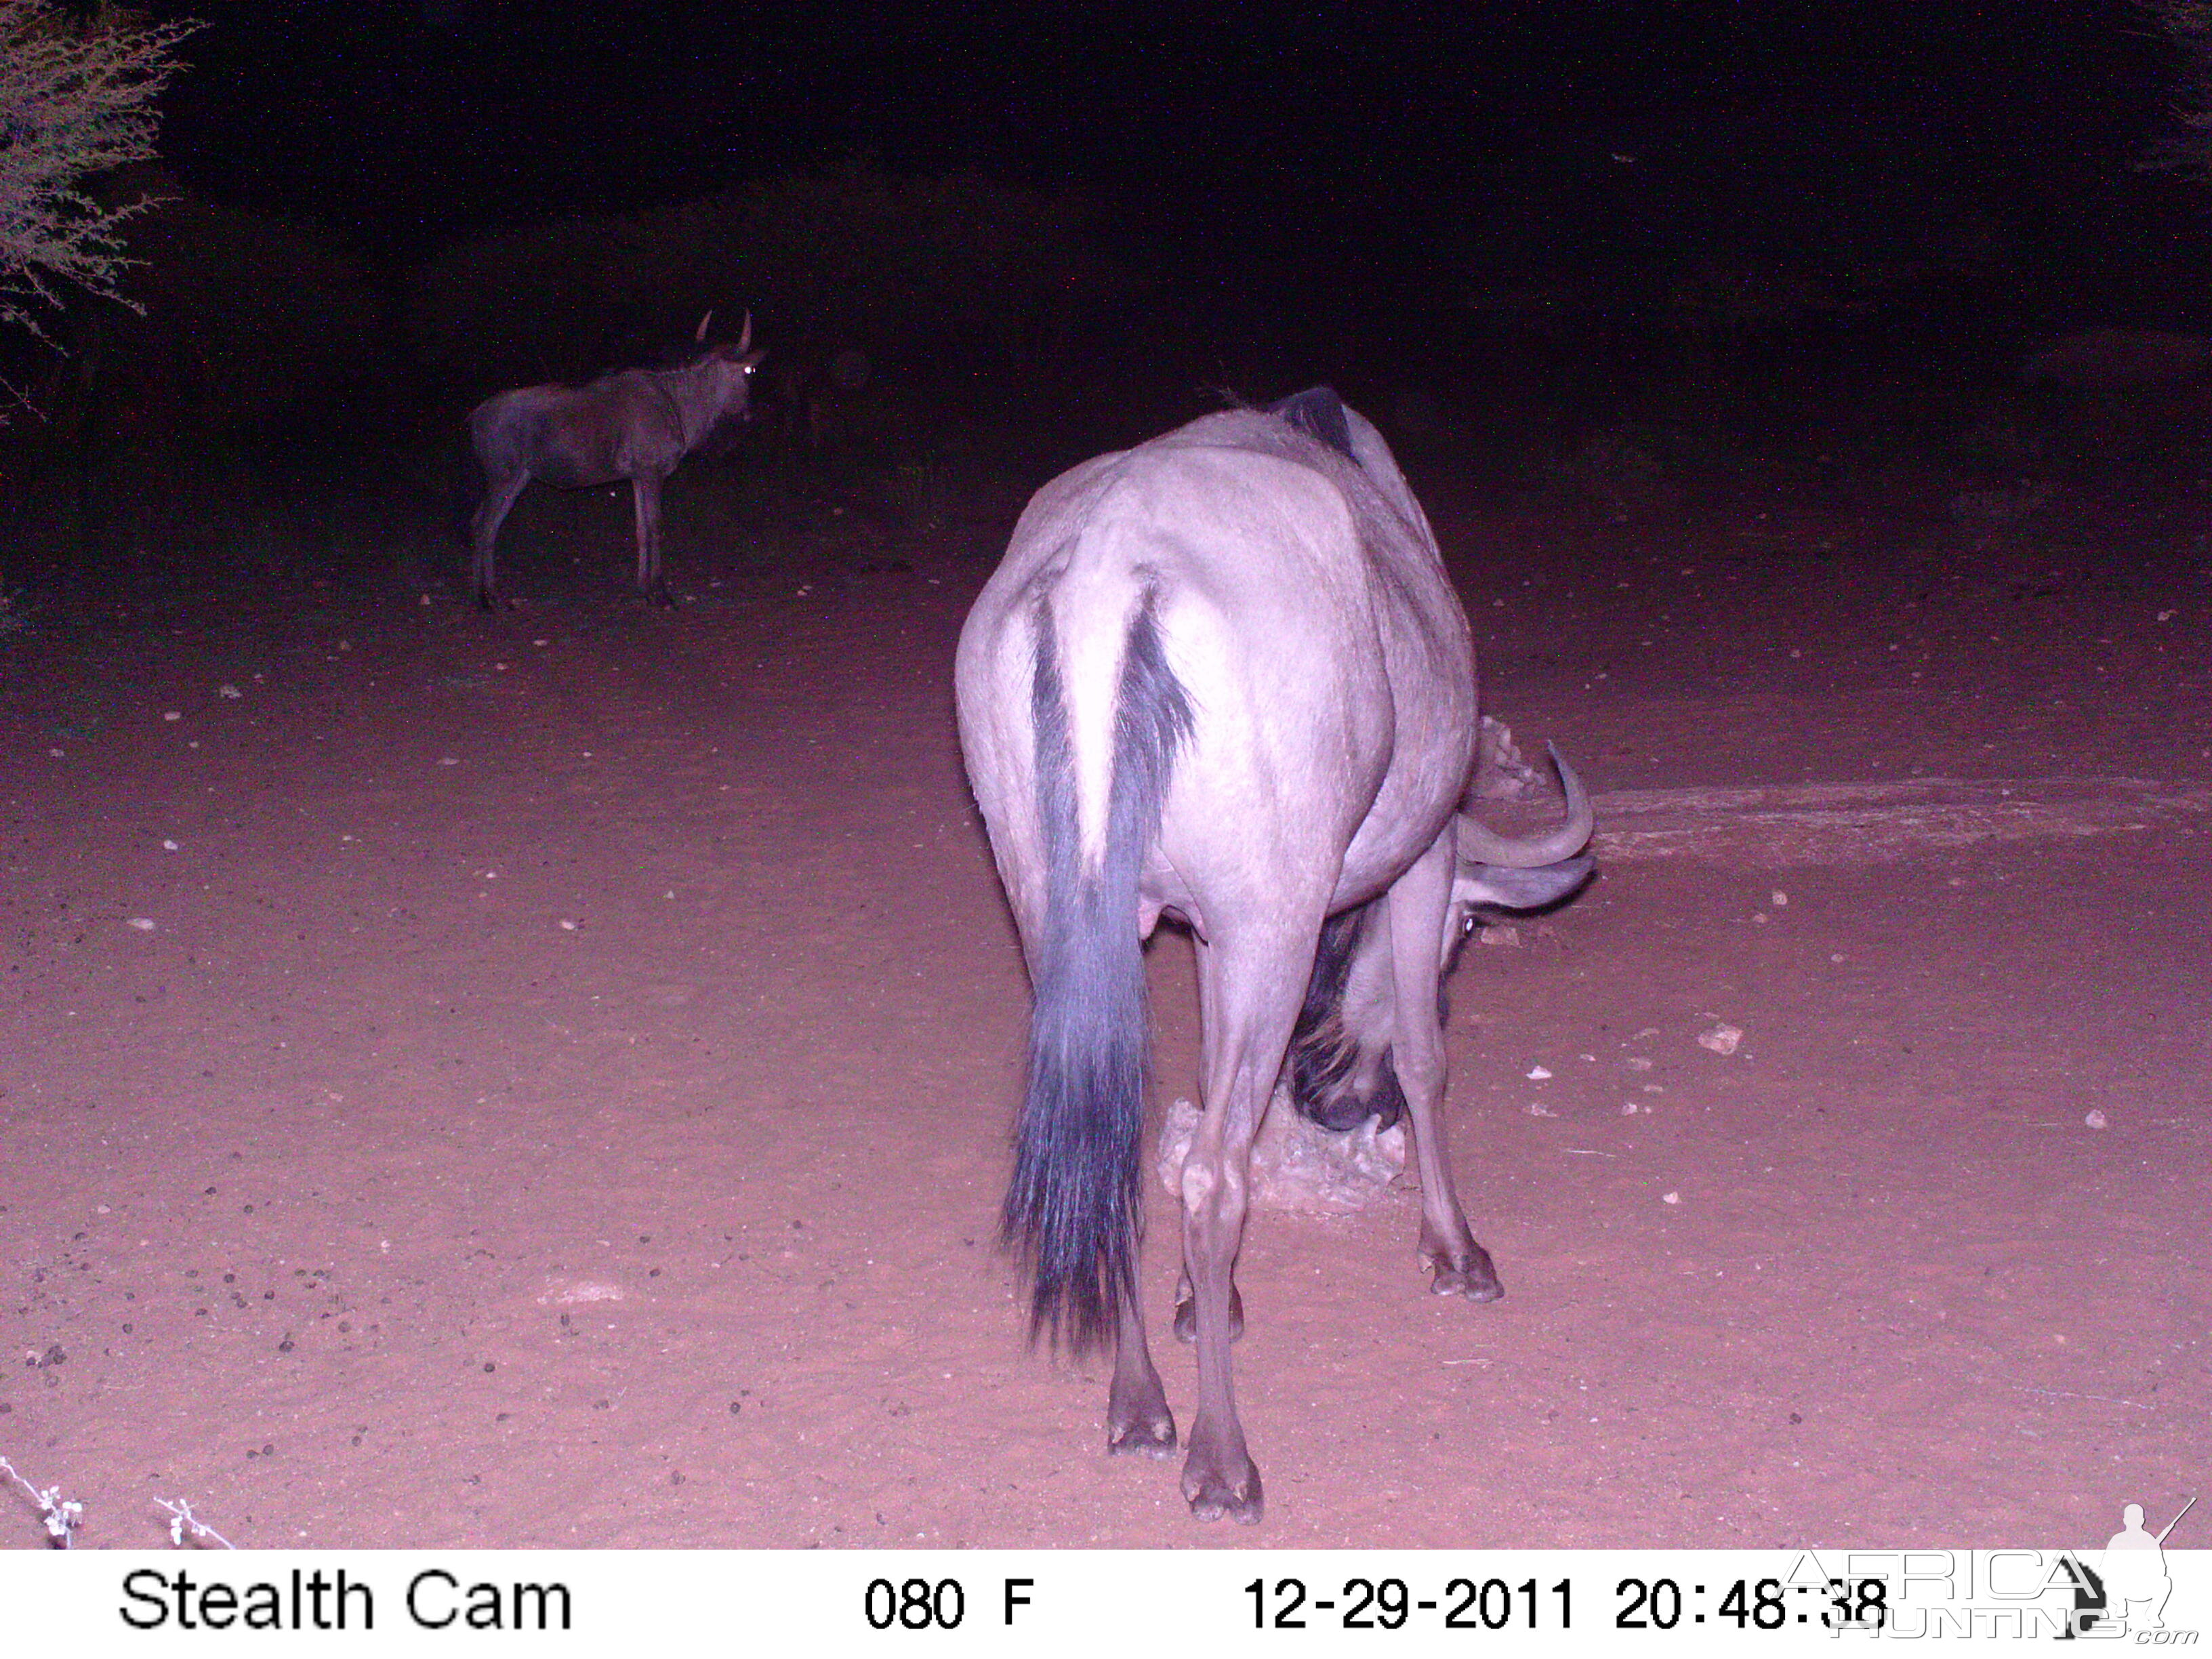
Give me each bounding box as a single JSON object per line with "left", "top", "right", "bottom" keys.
{"left": 695, "top": 311, "right": 713, "bottom": 343}
{"left": 1456, "top": 743, "right": 1595, "bottom": 867}
{"left": 736, "top": 311, "right": 752, "bottom": 354}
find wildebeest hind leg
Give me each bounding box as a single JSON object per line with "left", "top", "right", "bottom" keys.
{"left": 1107, "top": 1280, "right": 1176, "bottom": 1456}
{"left": 1173, "top": 928, "right": 1245, "bottom": 1346}
{"left": 1387, "top": 837, "right": 1503, "bottom": 1300}
{"left": 470, "top": 470, "right": 529, "bottom": 609}
{"left": 1177, "top": 931, "right": 1307, "bottom": 1523}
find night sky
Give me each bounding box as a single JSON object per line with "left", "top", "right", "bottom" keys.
{"left": 149, "top": 0, "right": 2208, "bottom": 325}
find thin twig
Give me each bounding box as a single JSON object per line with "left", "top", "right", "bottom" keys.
{"left": 0, "top": 1452, "right": 84, "bottom": 1547}
{"left": 155, "top": 1496, "right": 237, "bottom": 1550}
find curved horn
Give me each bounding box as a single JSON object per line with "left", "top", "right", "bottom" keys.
{"left": 735, "top": 310, "right": 752, "bottom": 354}
{"left": 695, "top": 311, "right": 713, "bottom": 343}
{"left": 1456, "top": 743, "right": 1595, "bottom": 867}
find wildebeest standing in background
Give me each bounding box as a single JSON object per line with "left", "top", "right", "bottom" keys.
{"left": 955, "top": 388, "right": 1595, "bottom": 1523}
{"left": 466, "top": 312, "right": 764, "bottom": 608}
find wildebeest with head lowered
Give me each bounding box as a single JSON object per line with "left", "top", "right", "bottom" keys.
{"left": 954, "top": 389, "right": 1595, "bottom": 1523}
{"left": 466, "top": 312, "right": 764, "bottom": 608}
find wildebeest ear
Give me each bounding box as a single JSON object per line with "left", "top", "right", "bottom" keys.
{"left": 1452, "top": 853, "right": 1594, "bottom": 913}
{"left": 736, "top": 347, "right": 766, "bottom": 371}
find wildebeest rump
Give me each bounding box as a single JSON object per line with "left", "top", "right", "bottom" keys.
{"left": 954, "top": 390, "right": 1595, "bottom": 1523}
{"left": 466, "top": 312, "right": 764, "bottom": 608}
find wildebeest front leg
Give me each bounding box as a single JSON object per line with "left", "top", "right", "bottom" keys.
{"left": 470, "top": 470, "right": 529, "bottom": 610}
{"left": 1387, "top": 835, "right": 1503, "bottom": 1300}
{"left": 632, "top": 473, "right": 672, "bottom": 605}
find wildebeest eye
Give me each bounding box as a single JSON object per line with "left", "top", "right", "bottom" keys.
{"left": 1460, "top": 912, "right": 1478, "bottom": 938}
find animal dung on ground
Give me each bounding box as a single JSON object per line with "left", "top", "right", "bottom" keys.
{"left": 1697, "top": 1022, "right": 1744, "bottom": 1055}
{"left": 1155, "top": 1097, "right": 1407, "bottom": 1215}
{"left": 2083, "top": 1110, "right": 2109, "bottom": 1130}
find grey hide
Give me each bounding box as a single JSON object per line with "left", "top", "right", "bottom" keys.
{"left": 954, "top": 392, "right": 1594, "bottom": 1523}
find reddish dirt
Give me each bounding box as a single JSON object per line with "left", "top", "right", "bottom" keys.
{"left": 2, "top": 468, "right": 2206, "bottom": 1549}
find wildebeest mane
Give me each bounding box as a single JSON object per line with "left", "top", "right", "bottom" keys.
{"left": 1267, "top": 385, "right": 1358, "bottom": 464}
{"left": 1287, "top": 901, "right": 1452, "bottom": 1134}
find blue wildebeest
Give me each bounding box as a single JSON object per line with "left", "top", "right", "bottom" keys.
{"left": 466, "top": 312, "right": 764, "bottom": 609}
{"left": 954, "top": 388, "right": 1595, "bottom": 1523}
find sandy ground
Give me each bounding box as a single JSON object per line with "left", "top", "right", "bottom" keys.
{"left": 2, "top": 462, "right": 2206, "bottom": 1549}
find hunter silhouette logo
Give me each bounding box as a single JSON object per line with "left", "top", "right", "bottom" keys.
{"left": 2095, "top": 1496, "right": 2194, "bottom": 1635}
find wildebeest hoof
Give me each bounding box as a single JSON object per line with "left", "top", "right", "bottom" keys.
{"left": 1107, "top": 1371, "right": 1177, "bottom": 1457}
{"left": 1182, "top": 1446, "right": 1264, "bottom": 1524}
{"left": 1430, "top": 1263, "right": 1504, "bottom": 1301}
{"left": 1172, "top": 1284, "right": 1244, "bottom": 1344}
{"left": 1422, "top": 1227, "right": 1503, "bottom": 1300}
{"left": 1107, "top": 1410, "right": 1178, "bottom": 1458}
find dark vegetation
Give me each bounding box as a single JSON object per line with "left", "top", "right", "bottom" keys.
{"left": 3, "top": 145, "right": 2210, "bottom": 628}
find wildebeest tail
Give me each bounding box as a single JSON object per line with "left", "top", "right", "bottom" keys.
{"left": 1003, "top": 594, "right": 1192, "bottom": 1353}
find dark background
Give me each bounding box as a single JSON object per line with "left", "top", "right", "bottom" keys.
{"left": 7, "top": 0, "right": 2212, "bottom": 590}
{"left": 159, "top": 1, "right": 2195, "bottom": 302}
